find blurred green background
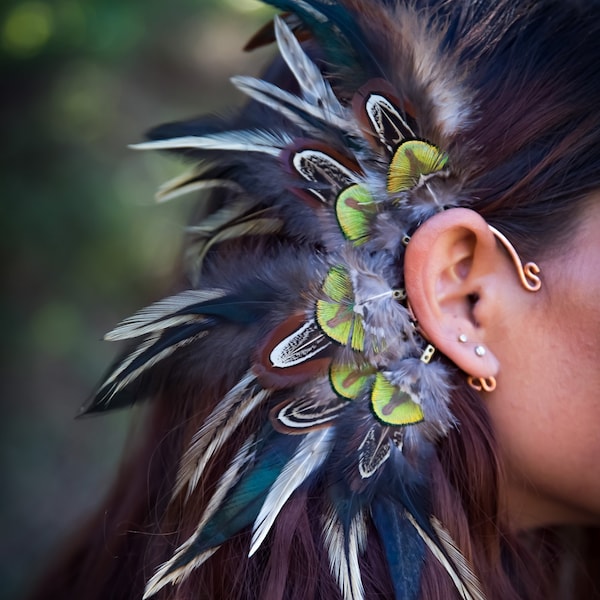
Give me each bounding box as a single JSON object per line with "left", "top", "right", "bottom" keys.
{"left": 0, "top": 1, "right": 274, "bottom": 598}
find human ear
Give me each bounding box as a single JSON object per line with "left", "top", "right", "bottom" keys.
{"left": 404, "top": 208, "right": 505, "bottom": 379}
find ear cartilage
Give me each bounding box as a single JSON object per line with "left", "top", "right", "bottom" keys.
{"left": 488, "top": 225, "right": 542, "bottom": 292}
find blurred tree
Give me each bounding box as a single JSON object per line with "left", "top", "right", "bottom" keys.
{"left": 0, "top": 1, "right": 274, "bottom": 598}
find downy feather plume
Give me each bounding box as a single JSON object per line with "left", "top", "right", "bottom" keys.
{"left": 87, "top": 2, "right": 493, "bottom": 599}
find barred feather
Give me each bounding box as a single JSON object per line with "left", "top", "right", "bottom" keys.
{"left": 173, "top": 373, "right": 269, "bottom": 500}
{"left": 147, "top": 429, "right": 303, "bottom": 597}
{"left": 143, "top": 435, "right": 257, "bottom": 599}
{"left": 130, "top": 129, "right": 295, "bottom": 157}
{"left": 431, "top": 517, "right": 487, "bottom": 600}
{"left": 156, "top": 171, "right": 245, "bottom": 203}
{"left": 323, "top": 505, "right": 368, "bottom": 600}
{"left": 104, "top": 290, "right": 225, "bottom": 341}
{"left": 249, "top": 427, "right": 333, "bottom": 555}
{"left": 406, "top": 513, "right": 486, "bottom": 600}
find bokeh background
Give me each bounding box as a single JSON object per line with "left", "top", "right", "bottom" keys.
{"left": 0, "top": 1, "right": 275, "bottom": 598}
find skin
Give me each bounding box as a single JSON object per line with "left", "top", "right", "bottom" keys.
{"left": 404, "top": 202, "right": 600, "bottom": 531}
{"left": 486, "top": 200, "right": 600, "bottom": 529}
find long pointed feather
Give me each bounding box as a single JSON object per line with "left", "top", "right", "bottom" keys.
{"left": 173, "top": 373, "right": 269, "bottom": 500}
{"left": 143, "top": 548, "right": 218, "bottom": 600}
{"left": 89, "top": 326, "right": 208, "bottom": 411}
{"left": 191, "top": 218, "right": 284, "bottom": 268}
{"left": 249, "top": 428, "right": 333, "bottom": 555}
{"left": 261, "top": 0, "right": 382, "bottom": 78}
{"left": 157, "top": 176, "right": 245, "bottom": 203}
{"left": 371, "top": 496, "right": 425, "bottom": 600}
{"left": 232, "top": 75, "right": 354, "bottom": 135}
{"left": 430, "top": 517, "right": 487, "bottom": 600}
{"left": 105, "top": 290, "right": 225, "bottom": 341}
{"left": 273, "top": 16, "right": 345, "bottom": 120}
{"left": 149, "top": 430, "right": 302, "bottom": 598}
{"left": 184, "top": 201, "right": 267, "bottom": 236}
{"left": 323, "top": 506, "right": 368, "bottom": 600}
{"left": 198, "top": 435, "right": 259, "bottom": 530}
{"left": 130, "top": 129, "right": 294, "bottom": 157}
{"left": 405, "top": 512, "right": 486, "bottom": 600}
{"left": 144, "top": 436, "right": 256, "bottom": 599}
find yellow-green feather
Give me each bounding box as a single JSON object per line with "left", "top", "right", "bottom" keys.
{"left": 316, "top": 266, "right": 365, "bottom": 351}
{"left": 387, "top": 140, "right": 448, "bottom": 193}
{"left": 329, "top": 362, "right": 375, "bottom": 400}
{"left": 371, "top": 373, "right": 424, "bottom": 426}
{"left": 335, "top": 184, "right": 376, "bottom": 245}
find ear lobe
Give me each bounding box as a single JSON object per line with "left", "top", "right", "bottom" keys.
{"left": 404, "top": 208, "right": 502, "bottom": 379}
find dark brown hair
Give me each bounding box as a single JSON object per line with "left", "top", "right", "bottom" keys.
{"left": 30, "top": 1, "right": 600, "bottom": 599}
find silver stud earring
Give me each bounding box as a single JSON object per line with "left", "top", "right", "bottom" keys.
{"left": 474, "top": 345, "right": 486, "bottom": 357}
{"left": 458, "top": 333, "right": 468, "bottom": 343}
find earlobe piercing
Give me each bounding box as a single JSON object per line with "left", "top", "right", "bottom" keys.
{"left": 459, "top": 335, "right": 487, "bottom": 358}
{"left": 467, "top": 376, "right": 497, "bottom": 392}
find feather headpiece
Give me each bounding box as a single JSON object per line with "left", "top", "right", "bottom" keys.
{"left": 85, "top": 1, "right": 495, "bottom": 598}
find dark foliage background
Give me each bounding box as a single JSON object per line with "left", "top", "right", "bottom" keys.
{"left": 0, "top": 1, "right": 274, "bottom": 598}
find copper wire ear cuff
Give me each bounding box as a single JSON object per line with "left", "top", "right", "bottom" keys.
{"left": 467, "top": 226, "right": 542, "bottom": 392}
{"left": 488, "top": 225, "right": 542, "bottom": 292}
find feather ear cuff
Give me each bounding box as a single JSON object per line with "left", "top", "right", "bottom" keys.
{"left": 84, "top": 5, "right": 552, "bottom": 599}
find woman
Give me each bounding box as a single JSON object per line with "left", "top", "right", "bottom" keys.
{"left": 32, "top": 0, "right": 600, "bottom": 598}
